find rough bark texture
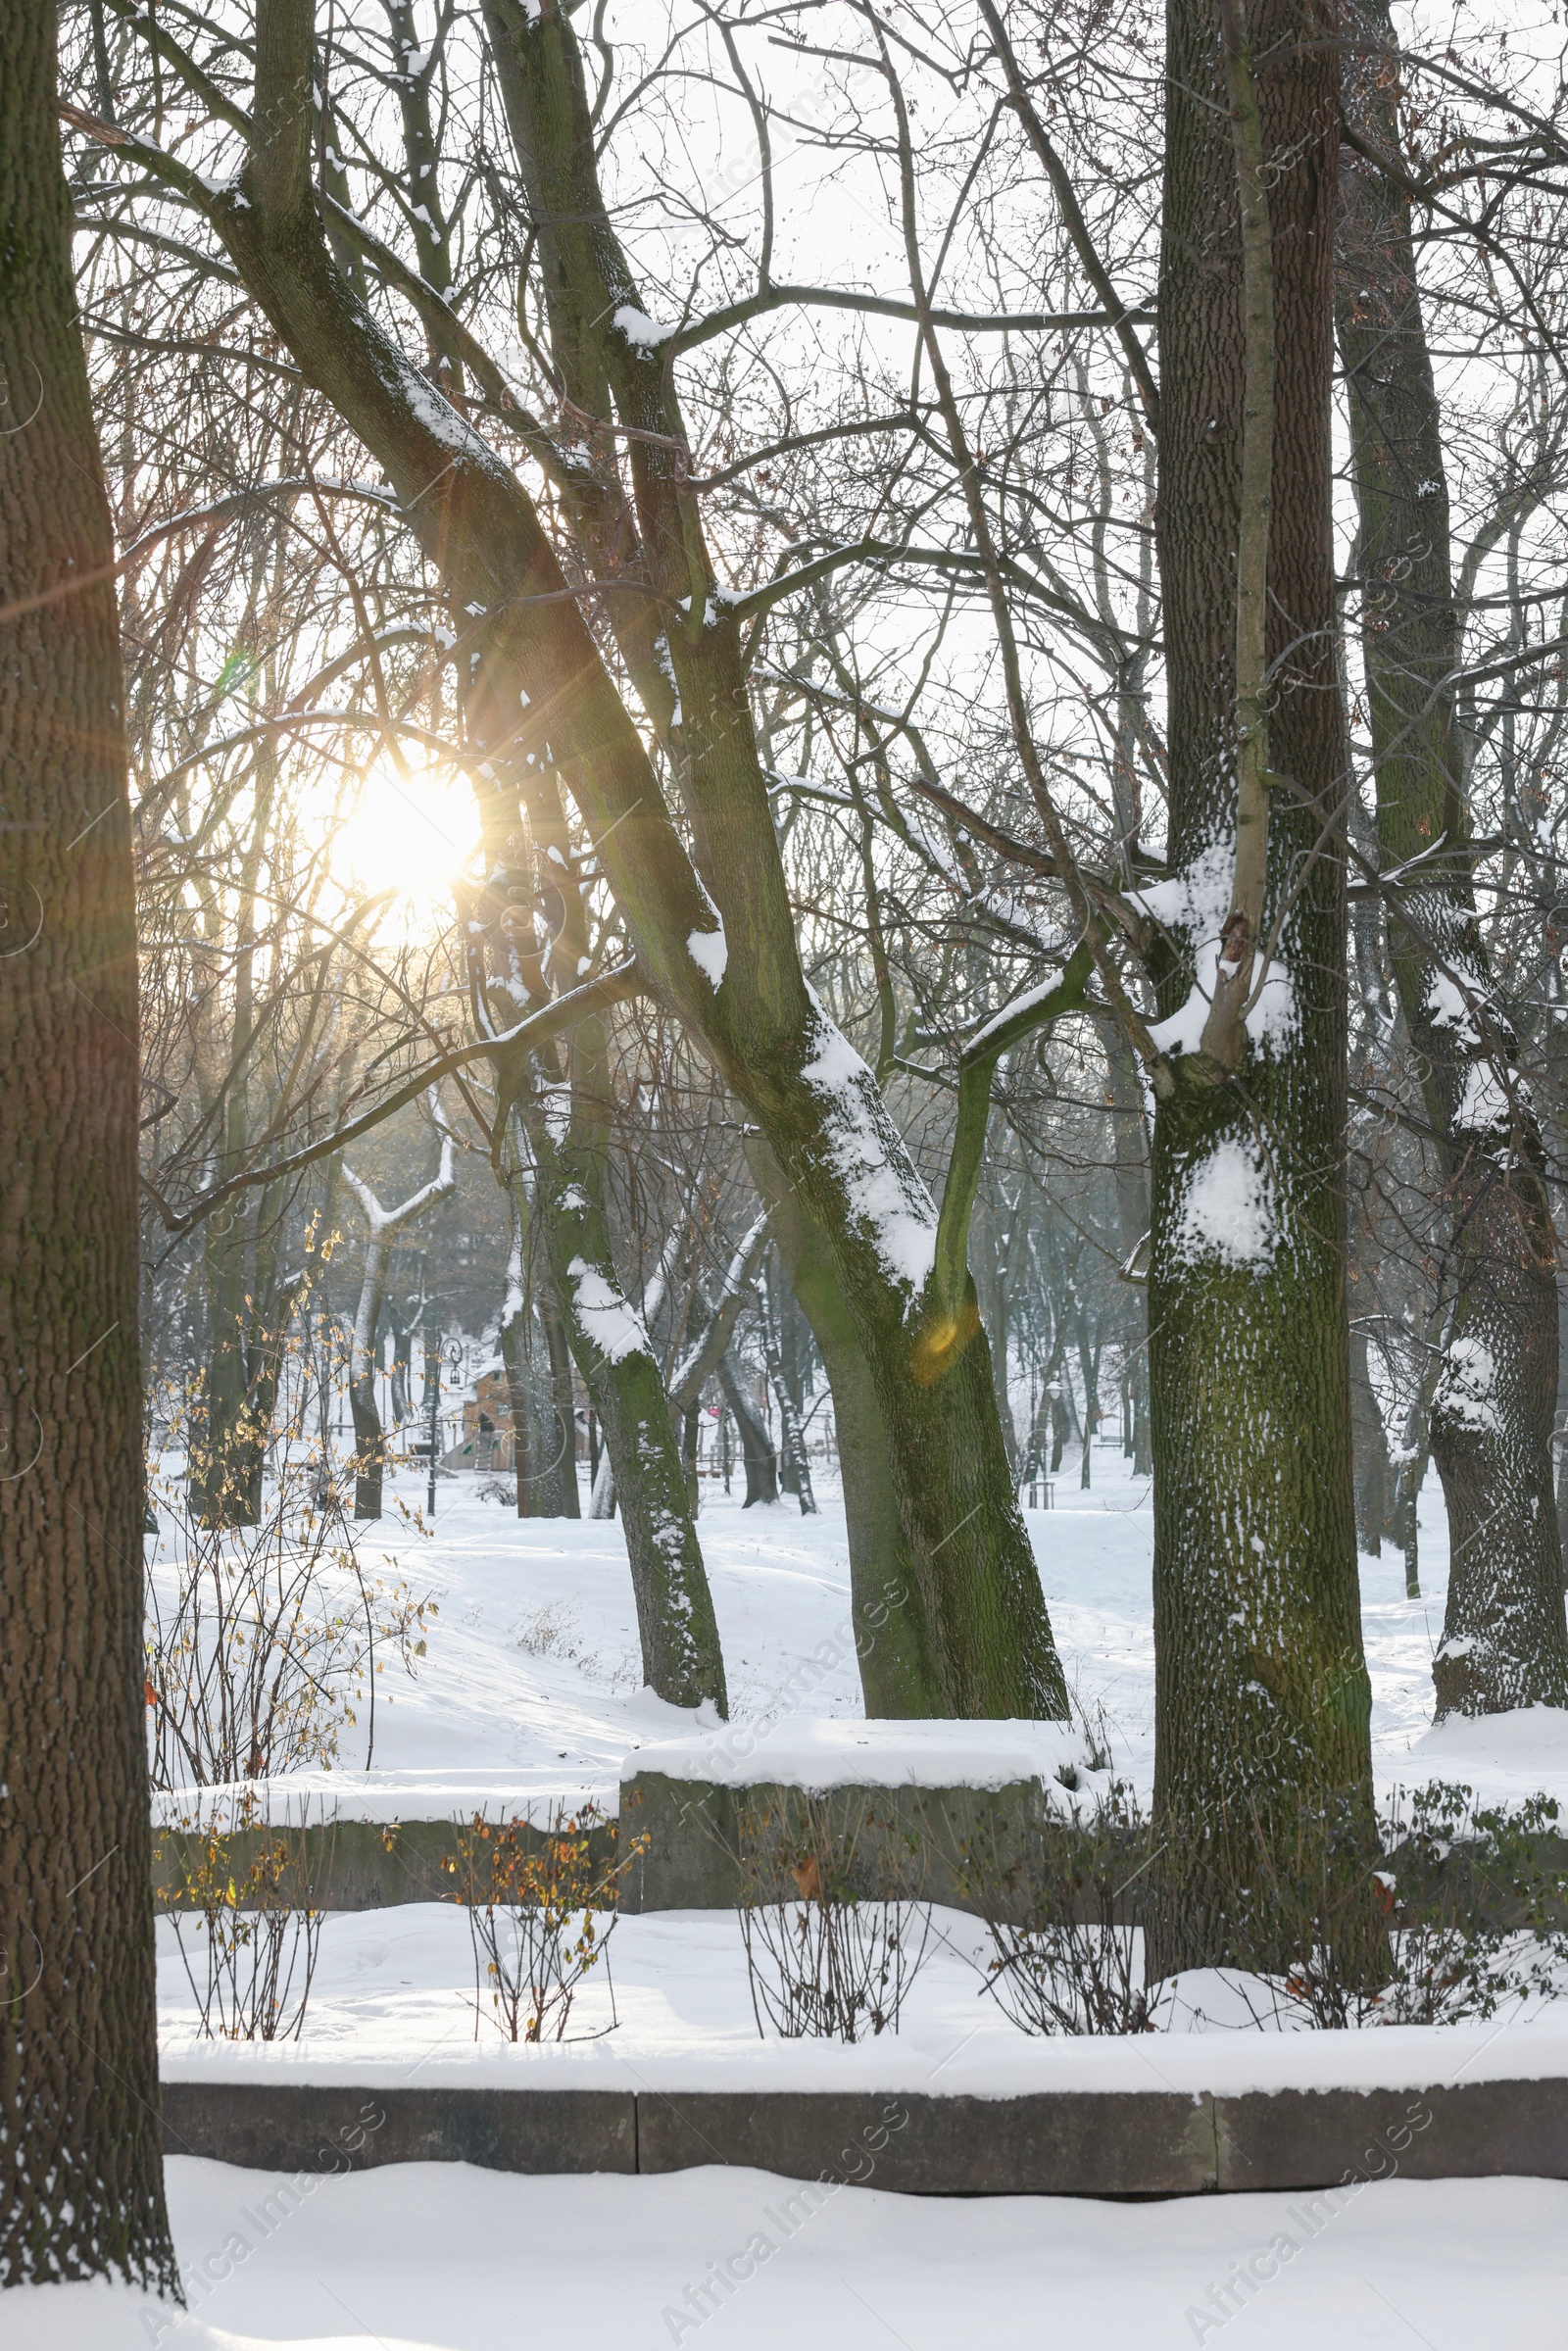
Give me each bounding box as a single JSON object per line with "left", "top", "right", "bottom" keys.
{"left": 0, "top": 7, "right": 178, "bottom": 2290}
{"left": 1150, "top": 0, "right": 1374, "bottom": 1973}
{"left": 1339, "top": 0, "right": 1568, "bottom": 1715}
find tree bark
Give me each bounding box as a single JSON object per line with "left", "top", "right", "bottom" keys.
{"left": 0, "top": 7, "right": 177, "bottom": 2289}
{"left": 1149, "top": 0, "right": 1374, "bottom": 1973}
{"left": 1338, "top": 0, "right": 1568, "bottom": 1714}
{"left": 718, "top": 1359, "right": 779, "bottom": 1506}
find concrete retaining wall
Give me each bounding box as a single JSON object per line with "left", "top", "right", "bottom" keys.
{"left": 160, "top": 2075, "right": 1568, "bottom": 2196}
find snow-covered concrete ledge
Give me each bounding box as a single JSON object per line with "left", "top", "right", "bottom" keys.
{"left": 158, "top": 2057, "right": 1568, "bottom": 2197}
{"left": 149, "top": 1713, "right": 1568, "bottom": 1916}
{"left": 149, "top": 1724, "right": 1107, "bottom": 1915}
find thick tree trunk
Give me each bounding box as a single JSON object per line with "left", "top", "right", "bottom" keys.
{"left": 1339, "top": 0, "right": 1568, "bottom": 1714}
{"left": 1149, "top": 0, "right": 1374, "bottom": 1974}
{"left": 0, "top": 12, "right": 177, "bottom": 2289}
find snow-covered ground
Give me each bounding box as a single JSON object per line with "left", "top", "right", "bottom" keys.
{"left": 149, "top": 1444, "right": 1568, "bottom": 2082}
{"left": 14, "top": 2161, "right": 1568, "bottom": 2349}
{"left": 101, "top": 1447, "right": 1568, "bottom": 2347}
{"left": 156, "top": 1894, "right": 1568, "bottom": 2090}
{"left": 160, "top": 1441, "right": 1568, "bottom": 1821}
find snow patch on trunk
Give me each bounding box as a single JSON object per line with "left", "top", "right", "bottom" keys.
{"left": 567, "top": 1259, "right": 650, "bottom": 1364}
{"left": 800, "top": 1003, "right": 937, "bottom": 1298}
{"left": 1170, "top": 1137, "right": 1276, "bottom": 1268}
{"left": 1135, "top": 845, "right": 1297, "bottom": 1055}
{"left": 687, "top": 916, "right": 728, "bottom": 989}
{"left": 613, "top": 303, "right": 674, "bottom": 350}
{"left": 1434, "top": 1335, "right": 1500, "bottom": 1436}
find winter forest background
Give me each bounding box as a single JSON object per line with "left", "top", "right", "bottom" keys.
{"left": 11, "top": 0, "right": 1568, "bottom": 2328}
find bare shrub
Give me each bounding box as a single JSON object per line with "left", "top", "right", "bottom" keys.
{"left": 145, "top": 1422, "right": 436, "bottom": 1788}
{"left": 734, "top": 1793, "right": 931, "bottom": 2041}
{"left": 962, "top": 1773, "right": 1568, "bottom": 2034}
{"left": 960, "top": 1780, "right": 1156, "bottom": 2034}
{"left": 157, "top": 1791, "right": 327, "bottom": 2040}
{"left": 1243, "top": 1782, "right": 1568, "bottom": 2029}
{"left": 445, "top": 1803, "right": 645, "bottom": 2043}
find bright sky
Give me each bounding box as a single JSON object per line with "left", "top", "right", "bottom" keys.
{"left": 333, "top": 760, "right": 481, "bottom": 913}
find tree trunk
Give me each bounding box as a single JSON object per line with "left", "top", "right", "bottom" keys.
{"left": 1350, "top": 1322, "right": 1395, "bottom": 1556}
{"left": 1338, "top": 0, "right": 1568, "bottom": 1715}
{"left": 718, "top": 1360, "right": 779, "bottom": 1506}
{"left": 343, "top": 1102, "right": 456, "bottom": 1521}
{"left": 519, "top": 989, "right": 726, "bottom": 1709}
{"left": 745, "top": 1137, "right": 941, "bottom": 1714}
{"left": 1149, "top": 0, "right": 1374, "bottom": 1975}
{"left": 537, "top": 1262, "right": 581, "bottom": 1516}
{"left": 497, "top": 1177, "right": 548, "bottom": 1517}
{"left": 386, "top": 1293, "right": 412, "bottom": 1429}
{"left": 0, "top": 10, "right": 177, "bottom": 2289}
{"left": 760, "top": 1252, "right": 817, "bottom": 1515}
{"left": 349, "top": 1235, "right": 390, "bottom": 1519}
{"left": 210, "top": 0, "right": 1066, "bottom": 1720}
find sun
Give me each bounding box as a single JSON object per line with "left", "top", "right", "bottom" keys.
{"left": 333, "top": 761, "right": 481, "bottom": 905}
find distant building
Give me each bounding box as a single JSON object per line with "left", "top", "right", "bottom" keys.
{"left": 452, "top": 1366, "right": 514, "bottom": 1471}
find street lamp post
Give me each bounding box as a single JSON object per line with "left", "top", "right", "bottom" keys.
{"left": 425, "top": 1335, "right": 466, "bottom": 1519}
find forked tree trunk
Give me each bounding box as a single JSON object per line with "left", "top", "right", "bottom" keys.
{"left": 203, "top": 0, "right": 1065, "bottom": 1719}
{"left": 0, "top": 9, "right": 178, "bottom": 2290}
{"left": 1149, "top": 0, "right": 1374, "bottom": 1974}
{"left": 1338, "top": 0, "right": 1568, "bottom": 1714}
{"left": 342, "top": 1101, "right": 456, "bottom": 1520}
